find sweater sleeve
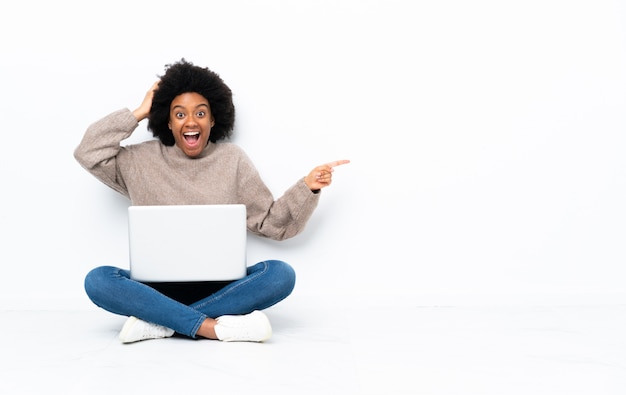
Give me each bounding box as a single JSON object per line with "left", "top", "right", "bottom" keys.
{"left": 236, "top": 150, "right": 321, "bottom": 241}
{"left": 73, "top": 109, "right": 137, "bottom": 198}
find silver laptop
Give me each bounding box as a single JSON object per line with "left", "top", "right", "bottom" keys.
{"left": 128, "top": 204, "right": 247, "bottom": 282}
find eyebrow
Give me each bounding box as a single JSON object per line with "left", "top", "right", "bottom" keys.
{"left": 172, "top": 103, "right": 210, "bottom": 111}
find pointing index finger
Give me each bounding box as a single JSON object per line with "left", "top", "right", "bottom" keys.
{"left": 326, "top": 159, "right": 351, "bottom": 169}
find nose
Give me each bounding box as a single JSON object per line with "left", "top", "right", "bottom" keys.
{"left": 184, "top": 116, "right": 199, "bottom": 126}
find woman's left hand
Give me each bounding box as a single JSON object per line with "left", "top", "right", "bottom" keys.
{"left": 304, "top": 159, "right": 350, "bottom": 191}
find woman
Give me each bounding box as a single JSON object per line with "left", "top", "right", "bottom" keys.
{"left": 74, "top": 59, "right": 349, "bottom": 343}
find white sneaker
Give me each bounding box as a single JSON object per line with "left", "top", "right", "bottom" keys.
{"left": 214, "top": 310, "right": 272, "bottom": 342}
{"left": 118, "top": 316, "right": 175, "bottom": 343}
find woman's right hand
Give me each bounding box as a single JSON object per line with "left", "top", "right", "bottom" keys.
{"left": 132, "top": 81, "right": 160, "bottom": 122}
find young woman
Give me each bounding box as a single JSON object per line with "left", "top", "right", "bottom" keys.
{"left": 74, "top": 59, "right": 349, "bottom": 343}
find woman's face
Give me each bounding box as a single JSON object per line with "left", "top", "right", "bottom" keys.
{"left": 168, "top": 92, "right": 214, "bottom": 158}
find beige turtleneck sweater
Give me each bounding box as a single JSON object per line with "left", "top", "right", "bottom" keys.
{"left": 74, "top": 108, "right": 320, "bottom": 241}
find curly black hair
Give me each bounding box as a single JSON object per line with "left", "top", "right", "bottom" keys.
{"left": 148, "top": 59, "right": 235, "bottom": 145}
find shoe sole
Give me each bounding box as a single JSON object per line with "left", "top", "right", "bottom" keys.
{"left": 254, "top": 311, "right": 272, "bottom": 342}
{"left": 118, "top": 316, "right": 140, "bottom": 343}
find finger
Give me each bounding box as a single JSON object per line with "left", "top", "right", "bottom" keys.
{"left": 315, "top": 170, "right": 332, "bottom": 179}
{"left": 149, "top": 81, "right": 160, "bottom": 93}
{"left": 325, "top": 159, "right": 350, "bottom": 169}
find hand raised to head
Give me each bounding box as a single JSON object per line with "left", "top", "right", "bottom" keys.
{"left": 132, "top": 81, "right": 160, "bottom": 122}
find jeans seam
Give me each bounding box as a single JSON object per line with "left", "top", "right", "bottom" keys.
{"left": 191, "top": 261, "right": 270, "bottom": 311}
{"left": 113, "top": 267, "right": 207, "bottom": 338}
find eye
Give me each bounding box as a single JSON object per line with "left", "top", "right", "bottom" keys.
{"left": 196, "top": 110, "right": 206, "bottom": 117}
{"left": 175, "top": 112, "right": 185, "bottom": 119}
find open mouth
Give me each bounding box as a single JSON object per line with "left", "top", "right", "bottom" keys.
{"left": 183, "top": 131, "right": 200, "bottom": 144}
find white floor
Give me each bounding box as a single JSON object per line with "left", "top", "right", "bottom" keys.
{"left": 1, "top": 295, "right": 625, "bottom": 395}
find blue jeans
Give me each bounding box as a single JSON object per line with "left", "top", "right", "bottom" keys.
{"left": 84, "top": 260, "right": 296, "bottom": 338}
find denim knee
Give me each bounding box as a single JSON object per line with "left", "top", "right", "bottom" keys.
{"left": 84, "top": 265, "right": 116, "bottom": 304}
{"left": 266, "top": 260, "right": 296, "bottom": 298}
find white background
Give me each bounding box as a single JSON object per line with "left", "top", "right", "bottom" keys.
{"left": 1, "top": 0, "right": 625, "bottom": 309}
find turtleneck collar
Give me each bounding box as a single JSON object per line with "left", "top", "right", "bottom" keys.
{"left": 167, "top": 140, "right": 215, "bottom": 159}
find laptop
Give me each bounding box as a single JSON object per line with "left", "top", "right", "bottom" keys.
{"left": 128, "top": 204, "right": 247, "bottom": 282}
